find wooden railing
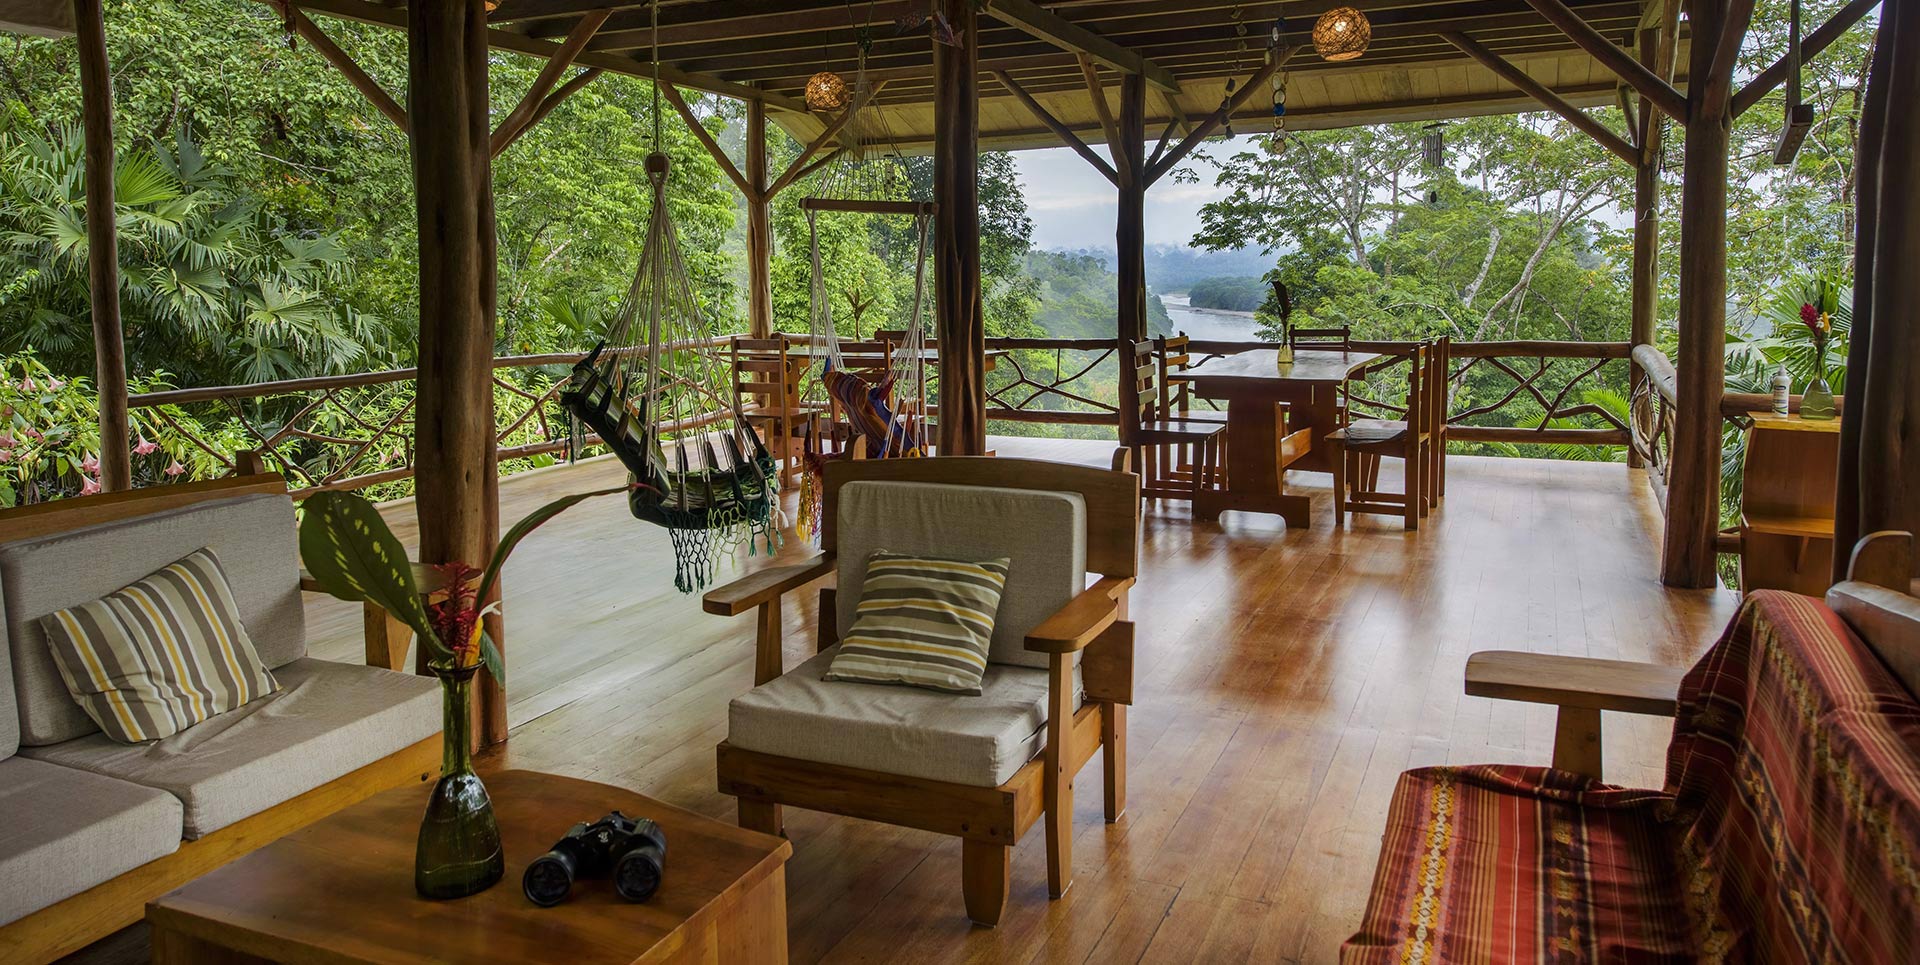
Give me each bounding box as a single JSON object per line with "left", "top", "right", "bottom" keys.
{"left": 983, "top": 337, "right": 1121, "bottom": 425}
{"left": 129, "top": 337, "right": 730, "bottom": 498}
{"left": 1629, "top": 345, "right": 1678, "bottom": 506}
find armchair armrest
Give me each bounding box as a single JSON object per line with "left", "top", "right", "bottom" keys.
{"left": 1465, "top": 650, "right": 1686, "bottom": 782}
{"left": 703, "top": 555, "right": 836, "bottom": 617}
{"left": 1026, "top": 576, "right": 1136, "bottom": 654}
{"left": 1465, "top": 651, "right": 1684, "bottom": 717}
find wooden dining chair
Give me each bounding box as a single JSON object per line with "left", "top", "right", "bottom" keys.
{"left": 1327, "top": 339, "right": 1442, "bottom": 529}
{"left": 1132, "top": 340, "right": 1227, "bottom": 501}
{"left": 731, "top": 336, "right": 817, "bottom": 490}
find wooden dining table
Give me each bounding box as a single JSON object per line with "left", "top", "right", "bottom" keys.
{"left": 1174, "top": 348, "right": 1381, "bottom": 527}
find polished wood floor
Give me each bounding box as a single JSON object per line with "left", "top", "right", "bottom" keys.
{"left": 69, "top": 438, "right": 1738, "bottom": 964}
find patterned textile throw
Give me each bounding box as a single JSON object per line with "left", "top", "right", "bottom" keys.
{"left": 824, "top": 551, "right": 1009, "bottom": 695}
{"left": 39, "top": 547, "right": 279, "bottom": 743}
{"left": 1343, "top": 590, "right": 1920, "bottom": 964}
{"left": 824, "top": 367, "right": 920, "bottom": 460}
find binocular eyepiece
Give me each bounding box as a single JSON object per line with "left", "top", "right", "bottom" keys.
{"left": 522, "top": 810, "right": 667, "bottom": 907}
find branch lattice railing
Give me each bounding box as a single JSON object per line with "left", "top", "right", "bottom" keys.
{"left": 1629, "top": 344, "right": 1677, "bottom": 505}
{"left": 129, "top": 337, "right": 731, "bottom": 499}
{"left": 983, "top": 337, "right": 1121, "bottom": 426}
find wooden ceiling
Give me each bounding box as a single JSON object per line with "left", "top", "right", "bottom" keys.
{"left": 289, "top": 0, "right": 1687, "bottom": 154}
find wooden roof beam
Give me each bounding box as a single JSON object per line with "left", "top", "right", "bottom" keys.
{"left": 278, "top": 0, "right": 810, "bottom": 114}
{"left": 492, "top": 67, "right": 602, "bottom": 156}
{"left": 993, "top": 68, "right": 1120, "bottom": 185}
{"left": 1443, "top": 31, "right": 1638, "bottom": 163}
{"left": 984, "top": 0, "right": 1182, "bottom": 93}
{"left": 1731, "top": 0, "right": 1876, "bottom": 116}
{"left": 1522, "top": 0, "right": 1688, "bottom": 121}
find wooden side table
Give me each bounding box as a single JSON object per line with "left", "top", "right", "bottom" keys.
{"left": 1739, "top": 410, "right": 1841, "bottom": 595}
{"left": 146, "top": 770, "right": 790, "bottom": 965}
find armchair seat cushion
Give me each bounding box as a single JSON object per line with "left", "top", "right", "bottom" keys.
{"left": 21, "top": 658, "right": 438, "bottom": 839}
{"left": 729, "top": 646, "right": 1077, "bottom": 787}
{"left": 0, "top": 756, "right": 183, "bottom": 927}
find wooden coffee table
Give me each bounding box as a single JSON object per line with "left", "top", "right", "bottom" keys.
{"left": 146, "top": 770, "right": 791, "bottom": 964}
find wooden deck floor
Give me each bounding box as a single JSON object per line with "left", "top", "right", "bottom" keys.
{"left": 77, "top": 437, "right": 1741, "bottom": 964}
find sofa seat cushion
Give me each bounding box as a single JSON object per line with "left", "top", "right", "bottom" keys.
{"left": 0, "top": 756, "right": 183, "bottom": 927}
{"left": 22, "top": 658, "right": 438, "bottom": 839}
{"left": 1341, "top": 764, "right": 1686, "bottom": 964}
{"left": 835, "top": 481, "right": 1086, "bottom": 670}
{"left": 2, "top": 492, "right": 305, "bottom": 746}
{"left": 730, "top": 645, "right": 1077, "bottom": 788}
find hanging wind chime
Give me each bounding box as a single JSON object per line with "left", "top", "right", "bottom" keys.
{"left": 1266, "top": 18, "right": 1289, "bottom": 156}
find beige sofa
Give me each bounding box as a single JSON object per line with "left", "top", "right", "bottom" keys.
{"left": 0, "top": 469, "right": 442, "bottom": 963}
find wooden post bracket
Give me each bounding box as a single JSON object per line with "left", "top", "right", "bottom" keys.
{"left": 489, "top": 7, "right": 609, "bottom": 157}
{"left": 1443, "top": 31, "right": 1639, "bottom": 165}
{"left": 994, "top": 69, "right": 1118, "bottom": 186}
{"left": 1522, "top": 0, "right": 1689, "bottom": 124}
{"left": 1731, "top": 0, "right": 1878, "bottom": 117}
{"left": 1144, "top": 50, "right": 1287, "bottom": 186}
{"left": 276, "top": 1, "right": 408, "bottom": 131}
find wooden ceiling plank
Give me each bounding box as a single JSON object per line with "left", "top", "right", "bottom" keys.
{"left": 491, "top": 8, "right": 610, "bottom": 157}
{"left": 985, "top": 0, "right": 1182, "bottom": 92}
{"left": 1443, "top": 30, "right": 1638, "bottom": 162}
{"left": 1521, "top": 0, "right": 1687, "bottom": 120}
{"left": 993, "top": 68, "right": 1121, "bottom": 184}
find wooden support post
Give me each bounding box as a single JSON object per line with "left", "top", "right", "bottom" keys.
{"left": 1115, "top": 73, "right": 1148, "bottom": 452}
{"left": 745, "top": 97, "right": 773, "bottom": 339}
{"left": 74, "top": 0, "right": 130, "bottom": 493}
{"left": 1834, "top": 0, "right": 1919, "bottom": 579}
{"left": 409, "top": 0, "right": 505, "bottom": 742}
{"left": 933, "top": 0, "right": 983, "bottom": 456}
{"left": 1627, "top": 27, "right": 1665, "bottom": 469}
{"left": 1662, "top": 0, "right": 1749, "bottom": 588}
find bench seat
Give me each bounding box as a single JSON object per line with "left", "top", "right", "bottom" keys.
{"left": 0, "top": 757, "right": 182, "bottom": 927}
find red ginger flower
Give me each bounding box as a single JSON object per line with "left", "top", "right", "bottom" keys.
{"left": 427, "top": 562, "right": 486, "bottom": 668}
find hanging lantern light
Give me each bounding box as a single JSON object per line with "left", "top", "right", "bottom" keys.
{"left": 482, "top": 0, "right": 499, "bottom": 10}
{"left": 806, "top": 71, "right": 851, "bottom": 111}
{"left": 1312, "top": 7, "right": 1371, "bottom": 62}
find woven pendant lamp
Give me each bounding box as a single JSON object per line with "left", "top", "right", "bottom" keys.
{"left": 806, "top": 71, "right": 851, "bottom": 111}
{"left": 1312, "top": 7, "right": 1371, "bottom": 61}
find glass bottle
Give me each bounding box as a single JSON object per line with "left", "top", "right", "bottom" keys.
{"left": 415, "top": 666, "right": 504, "bottom": 899}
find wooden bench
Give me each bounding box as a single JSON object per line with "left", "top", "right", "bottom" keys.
{"left": 1344, "top": 532, "right": 1920, "bottom": 963}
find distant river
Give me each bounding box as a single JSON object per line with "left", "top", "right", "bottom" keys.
{"left": 1160, "top": 293, "right": 1262, "bottom": 342}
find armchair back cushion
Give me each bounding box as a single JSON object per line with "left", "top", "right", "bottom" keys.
{"left": 1, "top": 493, "right": 305, "bottom": 746}
{"left": 835, "top": 481, "right": 1086, "bottom": 670}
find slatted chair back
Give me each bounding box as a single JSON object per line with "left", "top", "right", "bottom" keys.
{"left": 1131, "top": 339, "right": 1164, "bottom": 424}
{"left": 1154, "top": 333, "right": 1214, "bottom": 417}
{"left": 1289, "top": 325, "right": 1353, "bottom": 351}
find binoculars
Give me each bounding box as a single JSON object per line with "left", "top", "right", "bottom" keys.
{"left": 522, "top": 811, "right": 667, "bottom": 907}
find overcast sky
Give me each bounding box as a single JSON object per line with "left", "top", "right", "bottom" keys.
{"left": 1012, "top": 147, "right": 1230, "bottom": 252}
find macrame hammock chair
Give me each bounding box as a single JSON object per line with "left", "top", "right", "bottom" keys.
{"left": 561, "top": 26, "right": 778, "bottom": 593}
{"left": 793, "top": 148, "right": 938, "bottom": 539}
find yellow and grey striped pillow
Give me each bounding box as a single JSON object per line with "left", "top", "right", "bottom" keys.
{"left": 825, "top": 551, "right": 1011, "bottom": 695}
{"left": 40, "top": 548, "right": 279, "bottom": 743}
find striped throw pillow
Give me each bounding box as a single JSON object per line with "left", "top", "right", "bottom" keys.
{"left": 825, "top": 551, "right": 1011, "bottom": 695}
{"left": 40, "top": 548, "right": 279, "bottom": 743}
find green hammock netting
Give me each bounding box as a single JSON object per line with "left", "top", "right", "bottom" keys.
{"left": 561, "top": 152, "right": 779, "bottom": 593}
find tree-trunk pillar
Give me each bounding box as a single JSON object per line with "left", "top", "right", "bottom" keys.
{"left": 933, "top": 0, "right": 984, "bottom": 455}
{"left": 1115, "top": 74, "right": 1148, "bottom": 451}
{"left": 74, "top": 0, "right": 131, "bottom": 493}
{"left": 410, "top": 0, "right": 505, "bottom": 743}
{"left": 1834, "top": 0, "right": 1920, "bottom": 579}
{"left": 1662, "top": 0, "right": 1735, "bottom": 588}
{"left": 745, "top": 97, "right": 773, "bottom": 338}
{"left": 1628, "top": 25, "right": 1668, "bottom": 471}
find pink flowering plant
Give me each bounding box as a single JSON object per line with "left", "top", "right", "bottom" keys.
{"left": 297, "top": 486, "right": 623, "bottom": 679}
{"left": 0, "top": 354, "right": 241, "bottom": 506}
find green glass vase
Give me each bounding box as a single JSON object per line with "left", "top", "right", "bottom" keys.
{"left": 1801, "top": 349, "right": 1836, "bottom": 422}
{"left": 415, "top": 667, "right": 504, "bottom": 899}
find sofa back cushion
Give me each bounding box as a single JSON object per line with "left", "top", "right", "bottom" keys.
{"left": 1665, "top": 590, "right": 1920, "bottom": 962}
{"left": 1, "top": 493, "right": 304, "bottom": 746}
{"left": 836, "top": 481, "right": 1085, "bottom": 670}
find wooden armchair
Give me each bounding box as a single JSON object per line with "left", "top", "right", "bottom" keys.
{"left": 703, "top": 454, "right": 1141, "bottom": 926}
{"left": 731, "top": 336, "right": 818, "bottom": 490}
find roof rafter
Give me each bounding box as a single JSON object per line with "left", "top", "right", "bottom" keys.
{"left": 984, "top": 0, "right": 1182, "bottom": 93}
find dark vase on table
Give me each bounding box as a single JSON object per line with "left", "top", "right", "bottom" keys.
{"left": 415, "top": 665, "right": 504, "bottom": 899}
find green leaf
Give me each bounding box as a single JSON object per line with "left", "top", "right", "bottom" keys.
{"left": 297, "top": 491, "right": 433, "bottom": 641}
{"left": 477, "top": 630, "right": 506, "bottom": 687}
{"left": 474, "top": 485, "right": 625, "bottom": 605}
